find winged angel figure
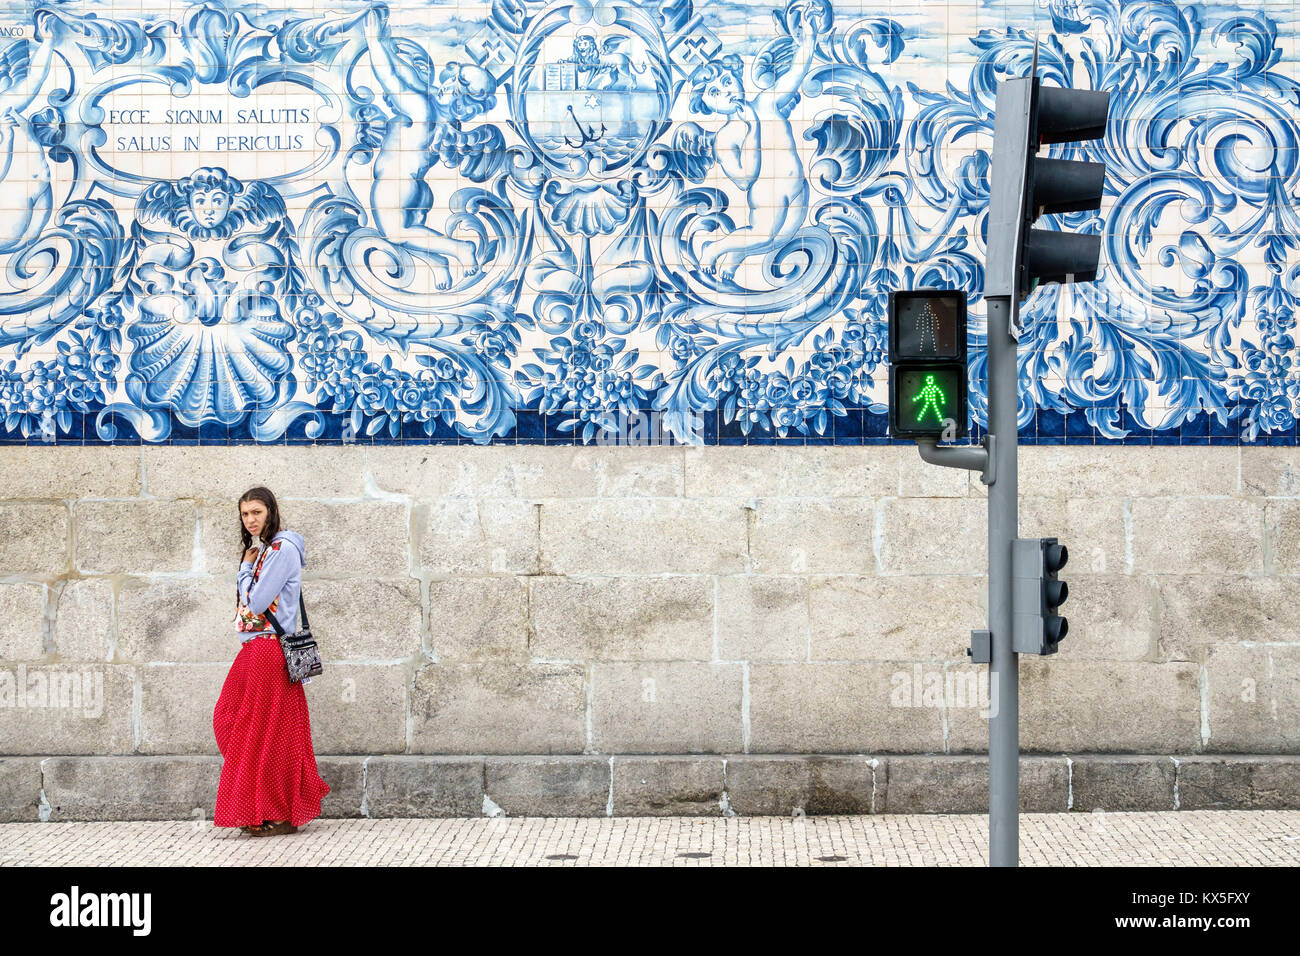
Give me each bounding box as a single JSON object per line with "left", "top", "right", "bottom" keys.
{"left": 0, "top": 9, "right": 61, "bottom": 252}
{"left": 676, "top": 10, "right": 822, "bottom": 282}
{"left": 362, "top": 4, "right": 500, "bottom": 290}
{"left": 123, "top": 168, "right": 300, "bottom": 426}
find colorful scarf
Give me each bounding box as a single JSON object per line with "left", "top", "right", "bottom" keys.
{"left": 234, "top": 543, "right": 280, "bottom": 632}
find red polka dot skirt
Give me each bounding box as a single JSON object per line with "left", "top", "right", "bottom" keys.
{"left": 212, "top": 636, "right": 331, "bottom": 828}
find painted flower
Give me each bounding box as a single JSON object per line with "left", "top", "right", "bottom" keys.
{"left": 295, "top": 304, "right": 338, "bottom": 335}
{"left": 397, "top": 382, "right": 425, "bottom": 409}
{"left": 771, "top": 405, "right": 803, "bottom": 430}
{"left": 475, "top": 329, "right": 511, "bottom": 362}
{"left": 1260, "top": 394, "right": 1295, "bottom": 430}
{"left": 790, "top": 375, "right": 817, "bottom": 403}
{"left": 764, "top": 373, "right": 791, "bottom": 404}
{"left": 670, "top": 335, "right": 694, "bottom": 364}
{"left": 564, "top": 343, "right": 593, "bottom": 369}
{"left": 90, "top": 350, "right": 118, "bottom": 380}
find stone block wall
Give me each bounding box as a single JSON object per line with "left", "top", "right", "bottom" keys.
{"left": 0, "top": 444, "right": 1297, "bottom": 818}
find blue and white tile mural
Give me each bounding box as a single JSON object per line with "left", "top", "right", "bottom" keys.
{"left": 0, "top": 0, "right": 1296, "bottom": 445}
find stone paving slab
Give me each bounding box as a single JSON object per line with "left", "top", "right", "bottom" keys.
{"left": 1, "top": 811, "right": 1297, "bottom": 866}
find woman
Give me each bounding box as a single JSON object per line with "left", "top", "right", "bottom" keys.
{"left": 213, "top": 486, "right": 330, "bottom": 836}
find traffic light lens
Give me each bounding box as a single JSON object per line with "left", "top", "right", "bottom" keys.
{"left": 893, "top": 292, "right": 963, "bottom": 359}
{"left": 897, "top": 367, "right": 962, "bottom": 430}
{"left": 1046, "top": 543, "right": 1068, "bottom": 572}
{"left": 1034, "top": 85, "right": 1111, "bottom": 144}
{"left": 1046, "top": 580, "right": 1067, "bottom": 608}
{"left": 1047, "top": 616, "right": 1068, "bottom": 644}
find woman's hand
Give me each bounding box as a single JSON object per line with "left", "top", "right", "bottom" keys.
{"left": 243, "top": 546, "right": 260, "bottom": 564}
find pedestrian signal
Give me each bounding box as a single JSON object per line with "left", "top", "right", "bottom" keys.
{"left": 888, "top": 290, "right": 969, "bottom": 439}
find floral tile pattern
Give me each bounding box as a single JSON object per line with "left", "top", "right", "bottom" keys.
{"left": 0, "top": 0, "right": 1295, "bottom": 445}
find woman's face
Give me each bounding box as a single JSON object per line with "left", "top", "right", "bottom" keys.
{"left": 240, "top": 500, "right": 268, "bottom": 540}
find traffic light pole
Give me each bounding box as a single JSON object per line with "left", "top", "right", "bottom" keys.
{"left": 909, "top": 56, "right": 1108, "bottom": 866}
{"left": 985, "top": 293, "right": 1019, "bottom": 867}
{"left": 984, "top": 73, "right": 1031, "bottom": 864}
{"left": 984, "top": 73, "right": 1033, "bottom": 866}
{"left": 917, "top": 296, "right": 1019, "bottom": 866}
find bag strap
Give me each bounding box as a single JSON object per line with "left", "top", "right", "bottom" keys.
{"left": 264, "top": 592, "right": 308, "bottom": 636}
{"left": 263, "top": 605, "right": 286, "bottom": 636}
{"left": 234, "top": 543, "right": 266, "bottom": 606}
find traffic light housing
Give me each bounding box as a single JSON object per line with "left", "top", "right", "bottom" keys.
{"left": 1012, "top": 537, "right": 1069, "bottom": 655}
{"left": 887, "top": 289, "right": 968, "bottom": 440}
{"left": 987, "top": 74, "right": 1111, "bottom": 300}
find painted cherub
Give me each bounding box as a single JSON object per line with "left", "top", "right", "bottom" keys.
{"left": 124, "top": 168, "right": 298, "bottom": 425}
{"left": 687, "top": 13, "right": 820, "bottom": 282}
{"left": 363, "top": 4, "right": 497, "bottom": 289}
{"left": 131, "top": 167, "right": 297, "bottom": 322}
{"left": 0, "top": 8, "right": 64, "bottom": 252}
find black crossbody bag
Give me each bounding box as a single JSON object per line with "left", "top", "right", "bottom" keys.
{"left": 264, "top": 592, "right": 323, "bottom": 684}
{"left": 238, "top": 551, "right": 323, "bottom": 684}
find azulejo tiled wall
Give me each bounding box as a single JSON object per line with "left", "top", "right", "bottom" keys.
{"left": 0, "top": 0, "right": 1295, "bottom": 446}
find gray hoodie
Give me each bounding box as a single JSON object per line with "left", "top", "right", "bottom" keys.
{"left": 236, "top": 530, "right": 307, "bottom": 642}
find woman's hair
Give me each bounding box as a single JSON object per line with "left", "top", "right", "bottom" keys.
{"left": 237, "top": 486, "right": 281, "bottom": 559}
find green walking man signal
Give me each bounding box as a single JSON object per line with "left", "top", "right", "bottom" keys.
{"left": 888, "top": 290, "right": 968, "bottom": 439}
{"left": 913, "top": 373, "right": 947, "bottom": 423}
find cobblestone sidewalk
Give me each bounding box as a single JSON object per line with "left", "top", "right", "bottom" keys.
{"left": 2, "top": 811, "right": 1298, "bottom": 866}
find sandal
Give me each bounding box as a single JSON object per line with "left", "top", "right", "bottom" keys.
{"left": 249, "top": 819, "right": 298, "bottom": 837}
